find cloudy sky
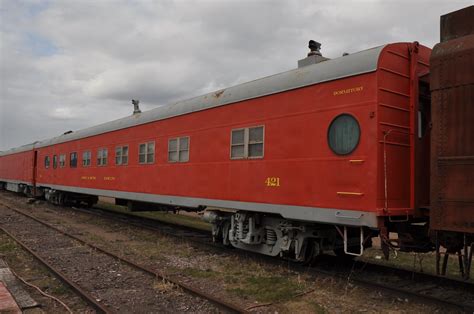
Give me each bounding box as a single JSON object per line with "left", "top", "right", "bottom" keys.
{"left": 0, "top": 0, "right": 471, "bottom": 151}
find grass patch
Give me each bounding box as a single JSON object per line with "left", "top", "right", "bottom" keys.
{"left": 181, "top": 267, "right": 218, "bottom": 279}
{"left": 96, "top": 201, "right": 211, "bottom": 231}
{"left": 0, "top": 241, "right": 17, "bottom": 253}
{"left": 309, "top": 301, "right": 328, "bottom": 314}
{"left": 0, "top": 233, "right": 89, "bottom": 311}
{"left": 87, "top": 233, "right": 104, "bottom": 243}
{"left": 359, "top": 247, "right": 472, "bottom": 281}
{"left": 227, "top": 275, "right": 307, "bottom": 303}
{"left": 50, "top": 284, "right": 69, "bottom": 295}
{"left": 153, "top": 279, "right": 177, "bottom": 293}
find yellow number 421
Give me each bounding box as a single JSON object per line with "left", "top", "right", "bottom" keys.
{"left": 265, "top": 177, "right": 280, "bottom": 187}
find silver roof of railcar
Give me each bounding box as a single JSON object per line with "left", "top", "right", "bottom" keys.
{"left": 0, "top": 45, "right": 385, "bottom": 156}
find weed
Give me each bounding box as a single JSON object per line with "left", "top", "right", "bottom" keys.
{"left": 50, "top": 284, "right": 69, "bottom": 295}
{"left": 360, "top": 247, "right": 471, "bottom": 280}
{"left": 181, "top": 267, "right": 218, "bottom": 279}
{"left": 309, "top": 301, "right": 328, "bottom": 314}
{"left": 0, "top": 241, "right": 16, "bottom": 253}
{"left": 227, "top": 275, "right": 307, "bottom": 303}
{"left": 153, "top": 279, "right": 177, "bottom": 294}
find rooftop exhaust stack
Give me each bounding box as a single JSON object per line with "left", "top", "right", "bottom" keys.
{"left": 132, "top": 99, "right": 141, "bottom": 114}
{"left": 298, "top": 40, "right": 330, "bottom": 68}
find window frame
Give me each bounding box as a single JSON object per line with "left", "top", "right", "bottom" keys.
{"left": 168, "top": 136, "right": 190, "bottom": 163}
{"left": 82, "top": 151, "right": 91, "bottom": 167}
{"left": 138, "top": 141, "right": 155, "bottom": 164}
{"left": 115, "top": 145, "right": 129, "bottom": 166}
{"left": 70, "top": 152, "right": 78, "bottom": 168}
{"left": 44, "top": 156, "right": 50, "bottom": 169}
{"left": 97, "top": 148, "right": 108, "bottom": 167}
{"left": 53, "top": 155, "right": 58, "bottom": 169}
{"left": 230, "top": 125, "right": 265, "bottom": 160}
{"left": 59, "top": 154, "right": 66, "bottom": 168}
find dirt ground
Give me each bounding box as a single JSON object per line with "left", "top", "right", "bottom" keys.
{"left": 0, "top": 192, "right": 458, "bottom": 313}
{"left": 0, "top": 202, "right": 220, "bottom": 313}
{"left": 0, "top": 232, "right": 93, "bottom": 313}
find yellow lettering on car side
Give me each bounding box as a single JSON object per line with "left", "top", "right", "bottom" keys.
{"left": 333, "top": 86, "right": 364, "bottom": 96}
{"left": 265, "top": 177, "right": 280, "bottom": 187}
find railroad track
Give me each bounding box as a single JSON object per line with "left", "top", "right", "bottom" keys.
{"left": 0, "top": 201, "right": 246, "bottom": 314}
{"left": 76, "top": 203, "right": 474, "bottom": 312}
{"left": 1, "top": 194, "right": 474, "bottom": 312}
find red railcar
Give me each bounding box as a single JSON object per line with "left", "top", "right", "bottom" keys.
{"left": 1, "top": 42, "right": 431, "bottom": 262}
{"left": 0, "top": 146, "right": 35, "bottom": 193}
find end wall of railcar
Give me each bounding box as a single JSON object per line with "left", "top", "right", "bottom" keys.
{"left": 430, "top": 6, "right": 474, "bottom": 234}
{"left": 375, "top": 43, "right": 431, "bottom": 218}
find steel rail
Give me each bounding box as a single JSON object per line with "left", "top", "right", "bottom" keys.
{"left": 0, "top": 202, "right": 246, "bottom": 314}
{"left": 0, "top": 227, "right": 112, "bottom": 314}
{"left": 74, "top": 203, "right": 474, "bottom": 312}
{"left": 89, "top": 204, "right": 474, "bottom": 286}
{"left": 2, "top": 195, "right": 473, "bottom": 312}
{"left": 301, "top": 263, "right": 474, "bottom": 312}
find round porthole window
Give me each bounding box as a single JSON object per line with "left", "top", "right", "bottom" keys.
{"left": 327, "top": 114, "right": 360, "bottom": 155}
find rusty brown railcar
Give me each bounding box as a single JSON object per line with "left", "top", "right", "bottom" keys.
{"left": 430, "top": 5, "right": 474, "bottom": 278}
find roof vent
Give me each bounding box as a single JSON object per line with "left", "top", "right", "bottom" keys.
{"left": 132, "top": 99, "right": 141, "bottom": 115}
{"left": 298, "top": 40, "right": 330, "bottom": 68}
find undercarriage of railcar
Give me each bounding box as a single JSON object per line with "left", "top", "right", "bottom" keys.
{"left": 203, "top": 210, "right": 375, "bottom": 264}
{"left": 2, "top": 180, "right": 472, "bottom": 277}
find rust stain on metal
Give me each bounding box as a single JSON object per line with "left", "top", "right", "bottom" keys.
{"left": 213, "top": 90, "right": 225, "bottom": 98}
{"left": 440, "top": 5, "right": 474, "bottom": 42}
{"left": 430, "top": 6, "right": 474, "bottom": 233}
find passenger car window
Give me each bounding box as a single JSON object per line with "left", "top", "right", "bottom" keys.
{"left": 168, "top": 137, "right": 189, "bottom": 162}
{"left": 44, "top": 156, "right": 50, "bottom": 169}
{"left": 327, "top": 114, "right": 360, "bottom": 155}
{"left": 139, "top": 142, "right": 154, "bottom": 164}
{"left": 231, "top": 126, "right": 264, "bottom": 159}
{"left": 70, "top": 152, "right": 77, "bottom": 168}
{"left": 97, "top": 149, "right": 108, "bottom": 166}
{"left": 248, "top": 126, "right": 264, "bottom": 157}
{"left": 59, "top": 154, "right": 66, "bottom": 168}
{"left": 115, "top": 146, "right": 129, "bottom": 165}
{"left": 231, "top": 129, "right": 245, "bottom": 158}
{"left": 82, "top": 151, "right": 91, "bottom": 166}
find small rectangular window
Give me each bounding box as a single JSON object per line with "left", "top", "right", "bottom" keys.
{"left": 168, "top": 137, "right": 189, "bottom": 163}
{"left": 82, "top": 151, "right": 91, "bottom": 167}
{"left": 53, "top": 155, "right": 58, "bottom": 169}
{"left": 115, "top": 145, "right": 129, "bottom": 165}
{"left": 231, "top": 129, "right": 245, "bottom": 158}
{"left": 138, "top": 142, "right": 154, "bottom": 164}
{"left": 231, "top": 126, "right": 264, "bottom": 159}
{"left": 248, "top": 126, "right": 264, "bottom": 158}
{"left": 122, "top": 146, "right": 128, "bottom": 164}
{"left": 97, "top": 148, "right": 108, "bottom": 166}
{"left": 168, "top": 139, "right": 178, "bottom": 162}
{"left": 44, "top": 156, "right": 50, "bottom": 169}
{"left": 59, "top": 154, "right": 66, "bottom": 168}
{"left": 179, "top": 137, "right": 189, "bottom": 162}
{"left": 70, "top": 152, "right": 77, "bottom": 168}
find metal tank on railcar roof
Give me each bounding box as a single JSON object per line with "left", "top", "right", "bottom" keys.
{"left": 430, "top": 5, "right": 474, "bottom": 278}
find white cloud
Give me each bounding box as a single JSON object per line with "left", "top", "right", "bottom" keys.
{"left": 1, "top": 0, "right": 472, "bottom": 150}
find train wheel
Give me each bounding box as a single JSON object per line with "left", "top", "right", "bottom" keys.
{"left": 302, "top": 239, "right": 322, "bottom": 265}
{"left": 57, "top": 192, "right": 67, "bottom": 206}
